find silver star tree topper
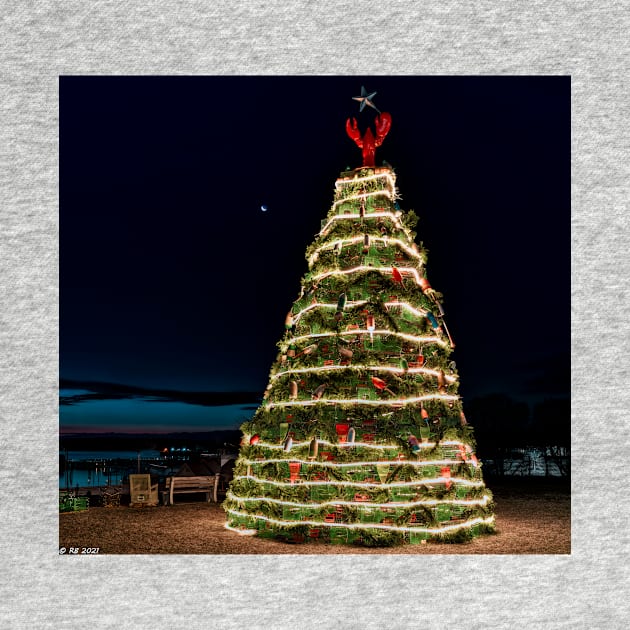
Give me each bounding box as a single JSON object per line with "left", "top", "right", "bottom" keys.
{"left": 352, "top": 86, "right": 381, "bottom": 114}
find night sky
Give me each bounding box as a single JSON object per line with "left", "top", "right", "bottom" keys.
{"left": 60, "top": 76, "right": 569, "bottom": 434}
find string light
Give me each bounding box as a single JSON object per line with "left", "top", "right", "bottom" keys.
{"left": 319, "top": 210, "right": 405, "bottom": 237}
{"left": 292, "top": 301, "right": 368, "bottom": 324}
{"left": 270, "top": 364, "right": 457, "bottom": 383}
{"left": 226, "top": 490, "right": 492, "bottom": 509}
{"left": 233, "top": 474, "right": 484, "bottom": 489}
{"left": 291, "top": 300, "right": 434, "bottom": 334}
{"left": 384, "top": 301, "right": 427, "bottom": 318}
{"left": 246, "top": 437, "right": 473, "bottom": 452}
{"left": 265, "top": 393, "right": 459, "bottom": 409}
{"left": 283, "top": 329, "right": 447, "bottom": 349}
{"left": 224, "top": 522, "right": 257, "bottom": 536}
{"left": 225, "top": 508, "right": 495, "bottom": 535}
{"left": 308, "top": 236, "right": 423, "bottom": 267}
{"left": 332, "top": 190, "right": 393, "bottom": 209}
{"left": 334, "top": 171, "right": 397, "bottom": 192}
{"left": 241, "top": 457, "right": 472, "bottom": 469}
{"left": 310, "top": 265, "right": 429, "bottom": 289}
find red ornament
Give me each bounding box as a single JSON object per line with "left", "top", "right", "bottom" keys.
{"left": 366, "top": 315, "right": 375, "bottom": 331}
{"left": 391, "top": 266, "right": 403, "bottom": 284}
{"left": 335, "top": 423, "right": 350, "bottom": 443}
{"left": 249, "top": 434, "right": 260, "bottom": 445}
{"left": 441, "top": 466, "right": 452, "bottom": 489}
{"left": 371, "top": 376, "right": 387, "bottom": 390}
{"left": 419, "top": 277, "right": 432, "bottom": 293}
{"left": 288, "top": 461, "right": 301, "bottom": 484}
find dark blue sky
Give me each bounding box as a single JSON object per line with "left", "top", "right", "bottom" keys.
{"left": 60, "top": 76, "right": 569, "bottom": 433}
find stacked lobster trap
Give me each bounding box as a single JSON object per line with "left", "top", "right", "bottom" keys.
{"left": 224, "top": 112, "right": 495, "bottom": 546}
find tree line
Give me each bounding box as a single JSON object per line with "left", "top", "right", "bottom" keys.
{"left": 465, "top": 394, "right": 570, "bottom": 477}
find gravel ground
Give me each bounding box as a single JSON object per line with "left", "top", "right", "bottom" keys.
{"left": 59, "top": 480, "right": 570, "bottom": 555}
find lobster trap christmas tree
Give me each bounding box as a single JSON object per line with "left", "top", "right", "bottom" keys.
{"left": 224, "top": 88, "right": 495, "bottom": 545}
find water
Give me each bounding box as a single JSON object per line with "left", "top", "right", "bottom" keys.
{"left": 62, "top": 449, "right": 161, "bottom": 461}
{"left": 59, "top": 449, "right": 163, "bottom": 489}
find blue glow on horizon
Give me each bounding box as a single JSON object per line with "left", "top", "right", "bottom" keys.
{"left": 60, "top": 397, "right": 253, "bottom": 433}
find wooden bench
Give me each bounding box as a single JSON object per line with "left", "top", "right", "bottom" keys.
{"left": 162, "top": 475, "right": 220, "bottom": 505}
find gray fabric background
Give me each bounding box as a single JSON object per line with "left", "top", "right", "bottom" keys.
{"left": 1, "top": 1, "right": 628, "bottom": 628}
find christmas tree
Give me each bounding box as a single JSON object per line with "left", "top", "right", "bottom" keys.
{"left": 224, "top": 88, "right": 495, "bottom": 546}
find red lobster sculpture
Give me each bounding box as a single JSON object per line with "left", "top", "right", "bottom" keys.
{"left": 345, "top": 112, "right": 392, "bottom": 167}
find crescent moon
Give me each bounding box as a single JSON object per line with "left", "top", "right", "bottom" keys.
{"left": 261, "top": 205, "right": 268, "bottom": 212}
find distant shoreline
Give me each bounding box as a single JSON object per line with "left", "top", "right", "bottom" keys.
{"left": 60, "top": 429, "right": 242, "bottom": 452}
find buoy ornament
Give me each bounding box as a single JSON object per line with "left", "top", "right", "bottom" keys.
{"left": 366, "top": 314, "right": 375, "bottom": 342}
{"left": 426, "top": 311, "right": 442, "bottom": 332}
{"left": 296, "top": 343, "right": 318, "bottom": 357}
{"left": 312, "top": 384, "right": 326, "bottom": 400}
{"left": 336, "top": 293, "right": 347, "bottom": 311}
{"left": 441, "top": 466, "right": 452, "bottom": 489}
{"left": 339, "top": 346, "right": 353, "bottom": 360}
{"left": 289, "top": 461, "right": 301, "bottom": 484}
{"left": 437, "top": 370, "right": 447, "bottom": 393}
{"left": 289, "top": 381, "right": 298, "bottom": 399}
{"left": 308, "top": 437, "right": 319, "bottom": 459}
{"left": 408, "top": 435, "right": 421, "bottom": 454}
{"left": 371, "top": 376, "right": 387, "bottom": 390}
{"left": 335, "top": 423, "right": 350, "bottom": 443}
{"left": 335, "top": 293, "right": 347, "bottom": 322}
